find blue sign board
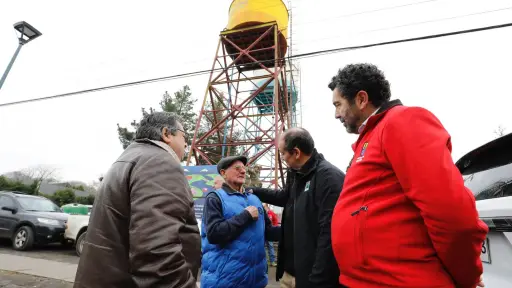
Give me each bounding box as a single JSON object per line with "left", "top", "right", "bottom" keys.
{"left": 183, "top": 165, "right": 219, "bottom": 219}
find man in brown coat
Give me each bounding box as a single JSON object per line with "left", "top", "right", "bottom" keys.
{"left": 74, "top": 112, "right": 201, "bottom": 288}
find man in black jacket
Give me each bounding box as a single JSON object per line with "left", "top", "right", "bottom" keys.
{"left": 248, "top": 127, "right": 345, "bottom": 288}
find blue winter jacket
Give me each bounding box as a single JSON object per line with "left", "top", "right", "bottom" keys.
{"left": 200, "top": 188, "right": 268, "bottom": 288}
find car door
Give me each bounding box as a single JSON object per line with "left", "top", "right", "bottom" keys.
{"left": 457, "top": 133, "right": 512, "bottom": 287}
{"left": 0, "top": 195, "right": 18, "bottom": 238}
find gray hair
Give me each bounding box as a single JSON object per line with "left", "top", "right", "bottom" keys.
{"left": 135, "top": 111, "right": 182, "bottom": 141}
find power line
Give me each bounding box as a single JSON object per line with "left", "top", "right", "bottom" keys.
{"left": 137, "top": 1, "right": 439, "bottom": 71}
{"left": 294, "top": 6, "right": 512, "bottom": 45}
{"left": 366, "top": 6, "right": 512, "bottom": 33}
{"left": 292, "top": 0, "right": 440, "bottom": 26}
{"left": 1, "top": 21, "right": 511, "bottom": 108}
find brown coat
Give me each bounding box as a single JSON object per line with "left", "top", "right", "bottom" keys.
{"left": 74, "top": 139, "right": 201, "bottom": 288}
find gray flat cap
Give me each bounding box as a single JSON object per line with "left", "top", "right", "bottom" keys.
{"left": 217, "top": 155, "right": 248, "bottom": 173}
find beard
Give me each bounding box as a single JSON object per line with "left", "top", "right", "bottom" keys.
{"left": 340, "top": 111, "right": 361, "bottom": 134}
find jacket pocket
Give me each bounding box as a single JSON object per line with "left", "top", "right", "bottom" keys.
{"left": 352, "top": 205, "right": 368, "bottom": 266}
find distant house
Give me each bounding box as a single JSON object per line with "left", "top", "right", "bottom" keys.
{"left": 38, "top": 182, "right": 92, "bottom": 198}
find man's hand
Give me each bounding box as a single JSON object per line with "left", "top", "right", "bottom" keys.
{"left": 245, "top": 206, "right": 259, "bottom": 220}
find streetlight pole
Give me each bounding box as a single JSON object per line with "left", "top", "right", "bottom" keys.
{"left": 0, "top": 41, "right": 24, "bottom": 90}
{"left": 0, "top": 21, "right": 42, "bottom": 91}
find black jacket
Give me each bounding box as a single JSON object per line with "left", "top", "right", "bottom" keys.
{"left": 249, "top": 149, "right": 345, "bottom": 288}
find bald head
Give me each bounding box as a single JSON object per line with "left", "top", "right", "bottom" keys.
{"left": 281, "top": 127, "right": 315, "bottom": 155}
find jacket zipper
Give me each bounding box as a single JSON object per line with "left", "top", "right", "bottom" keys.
{"left": 351, "top": 205, "right": 368, "bottom": 216}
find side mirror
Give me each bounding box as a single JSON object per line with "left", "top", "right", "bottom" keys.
{"left": 1, "top": 206, "right": 17, "bottom": 214}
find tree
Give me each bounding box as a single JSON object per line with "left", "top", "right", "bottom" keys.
{"left": 0, "top": 176, "right": 38, "bottom": 195}
{"left": 117, "top": 86, "right": 244, "bottom": 165}
{"left": 160, "top": 86, "right": 197, "bottom": 142}
{"left": 76, "top": 195, "right": 95, "bottom": 205}
{"left": 245, "top": 165, "right": 262, "bottom": 187}
{"left": 50, "top": 189, "right": 76, "bottom": 207}
{"left": 494, "top": 125, "right": 506, "bottom": 138}
{"left": 193, "top": 96, "right": 242, "bottom": 165}
{"left": 117, "top": 108, "right": 153, "bottom": 149}
{"left": 117, "top": 86, "right": 197, "bottom": 149}
{"left": 20, "top": 165, "right": 59, "bottom": 192}
{"left": 86, "top": 176, "right": 103, "bottom": 195}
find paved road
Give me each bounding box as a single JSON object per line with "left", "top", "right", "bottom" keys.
{"left": 0, "top": 240, "right": 78, "bottom": 265}
{"left": 0, "top": 240, "right": 280, "bottom": 287}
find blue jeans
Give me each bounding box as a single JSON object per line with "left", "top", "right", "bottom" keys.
{"left": 265, "top": 241, "right": 276, "bottom": 263}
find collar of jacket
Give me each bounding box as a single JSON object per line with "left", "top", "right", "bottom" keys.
{"left": 134, "top": 138, "right": 181, "bottom": 162}
{"left": 358, "top": 106, "right": 381, "bottom": 133}
{"left": 292, "top": 148, "right": 323, "bottom": 177}
{"left": 221, "top": 183, "right": 246, "bottom": 195}
{"left": 351, "top": 99, "right": 403, "bottom": 151}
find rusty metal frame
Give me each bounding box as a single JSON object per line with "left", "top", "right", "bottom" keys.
{"left": 186, "top": 22, "right": 291, "bottom": 189}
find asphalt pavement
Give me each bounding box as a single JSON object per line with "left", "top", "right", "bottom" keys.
{"left": 0, "top": 240, "right": 78, "bottom": 265}
{"left": 0, "top": 240, "right": 280, "bottom": 287}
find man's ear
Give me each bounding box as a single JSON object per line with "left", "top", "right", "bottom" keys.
{"left": 293, "top": 147, "right": 301, "bottom": 160}
{"left": 355, "top": 90, "right": 369, "bottom": 110}
{"left": 161, "top": 127, "right": 172, "bottom": 144}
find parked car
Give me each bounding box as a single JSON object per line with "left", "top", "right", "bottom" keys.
{"left": 0, "top": 191, "right": 69, "bottom": 251}
{"left": 456, "top": 133, "right": 512, "bottom": 287}
{"left": 65, "top": 212, "right": 203, "bottom": 257}
{"left": 64, "top": 213, "right": 89, "bottom": 256}
{"left": 61, "top": 203, "right": 89, "bottom": 215}
{"left": 85, "top": 205, "right": 92, "bottom": 215}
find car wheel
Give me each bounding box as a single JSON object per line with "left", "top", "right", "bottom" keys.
{"left": 12, "top": 226, "right": 35, "bottom": 251}
{"left": 76, "top": 231, "right": 86, "bottom": 257}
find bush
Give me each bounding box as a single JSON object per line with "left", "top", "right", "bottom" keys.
{"left": 0, "top": 176, "right": 38, "bottom": 195}
{"left": 76, "top": 195, "right": 95, "bottom": 205}
{"left": 50, "top": 189, "right": 76, "bottom": 206}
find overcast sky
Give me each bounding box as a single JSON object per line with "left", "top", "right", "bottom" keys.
{"left": 1, "top": 0, "right": 512, "bottom": 184}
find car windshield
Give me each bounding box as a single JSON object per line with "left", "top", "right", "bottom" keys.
{"left": 17, "top": 197, "right": 61, "bottom": 212}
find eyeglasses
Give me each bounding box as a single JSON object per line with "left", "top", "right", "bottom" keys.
{"left": 174, "top": 128, "right": 188, "bottom": 143}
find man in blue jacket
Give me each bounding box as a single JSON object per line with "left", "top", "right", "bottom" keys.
{"left": 200, "top": 155, "right": 281, "bottom": 288}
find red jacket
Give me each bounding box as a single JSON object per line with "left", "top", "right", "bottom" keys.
{"left": 331, "top": 100, "right": 488, "bottom": 288}
{"left": 267, "top": 209, "right": 279, "bottom": 226}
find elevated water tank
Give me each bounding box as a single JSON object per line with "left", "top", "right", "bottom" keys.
{"left": 252, "top": 79, "right": 297, "bottom": 113}
{"left": 225, "top": 0, "right": 289, "bottom": 71}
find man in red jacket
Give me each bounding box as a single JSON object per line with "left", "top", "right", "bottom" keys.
{"left": 327, "top": 63, "right": 488, "bottom": 288}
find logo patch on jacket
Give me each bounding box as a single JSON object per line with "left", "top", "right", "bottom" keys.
{"left": 356, "top": 142, "right": 369, "bottom": 163}
{"left": 304, "top": 181, "right": 311, "bottom": 192}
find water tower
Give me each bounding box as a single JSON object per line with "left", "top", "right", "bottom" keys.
{"left": 187, "top": 0, "right": 301, "bottom": 189}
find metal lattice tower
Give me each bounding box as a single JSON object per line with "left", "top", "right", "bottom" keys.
{"left": 187, "top": 2, "right": 301, "bottom": 189}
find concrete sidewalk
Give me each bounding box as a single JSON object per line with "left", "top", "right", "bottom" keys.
{"left": 0, "top": 253, "right": 77, "bottom": 282}
{"left": 0, "top": 253, "right": 203, "bottom": 286}
{"left": 0, "top": 253, "right": 280, "bottom": 287}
